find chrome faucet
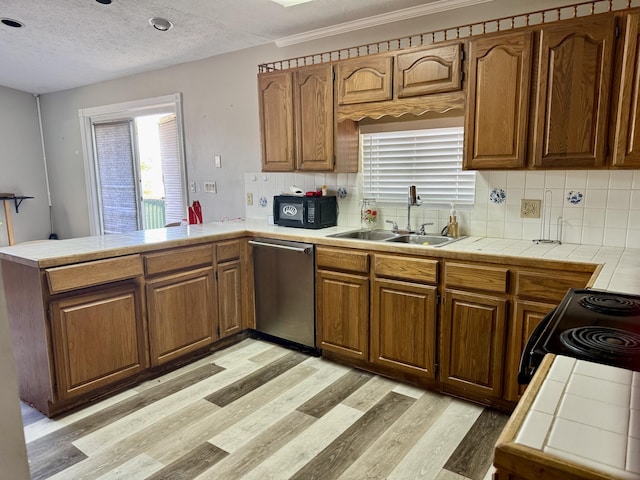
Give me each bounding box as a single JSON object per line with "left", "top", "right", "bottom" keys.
{"left": 386, "top": 219, "right": 399, "bottom": 233}
{"left": 406, "top": 185, "right": 421, "bottom": 232}
{"left": 418, "top": 222, "right": 433, "bottom": 235}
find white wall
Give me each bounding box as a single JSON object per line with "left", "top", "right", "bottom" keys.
{"left": 32, "top": 0, "right": 581, "bottom": 239}
{"left": 0, "top": 86, "right": 52, "bottom": 245}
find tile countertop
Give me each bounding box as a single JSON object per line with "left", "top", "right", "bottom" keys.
{"left": 503, "top": 355, "right": 640, "bottom": 479}
{"left": 0, "top": 220, "right": 638, "bottom": 294}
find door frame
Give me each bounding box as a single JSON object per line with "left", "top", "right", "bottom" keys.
{"left": 78, "top": 93, "right": 188, "bottom": 235}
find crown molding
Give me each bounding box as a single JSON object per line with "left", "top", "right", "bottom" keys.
{"left": 275, "top": 0, "right": 496, "bottom": 47}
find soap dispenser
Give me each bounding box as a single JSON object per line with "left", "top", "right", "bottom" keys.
{"left": 448, "top": 202, "right": 459, "bottom": 238}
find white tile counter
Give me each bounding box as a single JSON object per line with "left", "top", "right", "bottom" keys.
{"left": 0, "top": 221, "right": 638, "bottom": 293}
{"left": 511, "top": 355, "right": 640, "bottom": 479}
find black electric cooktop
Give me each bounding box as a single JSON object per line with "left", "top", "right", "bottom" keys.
{"left": 533, "top": 289, "right": 640, "bottom": 372}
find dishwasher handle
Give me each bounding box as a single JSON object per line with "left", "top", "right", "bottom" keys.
{"left": 248, "top": 240, "right": 313, "bottom": 254}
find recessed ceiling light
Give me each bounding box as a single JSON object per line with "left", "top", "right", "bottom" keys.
{"left": 95, "top": 0, "right": 112, "bottom": 4}
{"left": 1, "top": 18, "right": 24, "bottom": 28}
{"left": 149, "top": 17, "right": 173, "bottom": 31}
{"left": 271, "top": 0, "right": 313, "bottom": 7}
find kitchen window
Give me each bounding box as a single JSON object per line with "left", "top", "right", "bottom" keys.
{"left": 361, "top": 119, "right": 475, "bottom": 206}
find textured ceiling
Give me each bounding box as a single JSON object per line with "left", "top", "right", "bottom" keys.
{"left": 0, "top": 0, "right": 468, "bottom": 94}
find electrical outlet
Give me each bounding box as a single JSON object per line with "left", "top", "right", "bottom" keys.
{"left": 521, "top": 199, "right": 542, "bottom": 218}
{"left": 189, "top": 181, "right": 197, "bottom": 193}
{"left": 204, "top": 181, "right": 217, "bottom": 193}
{"left": 246, "top": 193, "right": 253, "bottom": 206}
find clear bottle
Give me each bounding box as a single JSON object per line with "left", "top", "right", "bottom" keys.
{"left": 360, "top": 198, "right": 378, "bottom": 230}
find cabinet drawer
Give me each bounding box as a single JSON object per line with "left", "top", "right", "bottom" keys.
{"left": 374, "top": 254, "right": 437, "bottom": 284}
{"left": 47, "top": 255, "right": 143, "bottom": 294}
{"left": 144, "top": 244, "right": 213, "bottom": 276}
{"left": 216, "top": 239, "right": 241, "bottom": 263}
{"left": 317, "top": 247, "right": 369, "bottom": 273}
{"left": 515, "top": 270, "right": 592, "bottom": 302}
{"left": 444, "top": 262, "right": 508, "bottom": 293}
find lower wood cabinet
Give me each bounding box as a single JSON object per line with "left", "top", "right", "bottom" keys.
{"left": 50, "top": 283, "right": 148, "bottom": 401}
{"left": 370, "top": 278, "right": 437, "bottom": 378}
{"left": 217, "top": 258, "right": 243, "bottom": 338}
{"left": 146, "top": 267, "right": 217, "bottom": 366}
{"left": 504, "top": 300, "right": 555, "bottom": 401}
{"left": 441, "top": 289, "right": 508, "bottom": 399}
{"left": 317, "top": 269, "right": 369, "bottom": 360}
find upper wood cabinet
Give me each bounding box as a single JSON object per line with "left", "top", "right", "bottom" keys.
{"left": 464, "top": 31, "right": 533, "bottom": 169}
{"left": 531, "top": 16, "right": 615, "bottom": 168}
{"left": 610, "top": 12, "right": 640, "bottom": 168}
{"left": 396, "top": 43, "right": 463, "bottom": 98}
{"left": 258, "top": 65, "right": 358, "bottom": 172}
{"left": 258, "top": 71, "right": 295, "bottom": 171}
{"left": 293, "top": 65, "right": 334, "bottom": 171}
{"left": 336, "top": 56, "right": 394, "bottom": 105}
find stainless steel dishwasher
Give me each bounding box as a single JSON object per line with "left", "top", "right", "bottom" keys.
{"left": 250, "top": 238, "right": 316, "bottom": 349}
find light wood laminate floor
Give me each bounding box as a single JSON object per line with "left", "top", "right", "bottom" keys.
{"left": 21, "top": 339, "right": 508, "bottom": 480}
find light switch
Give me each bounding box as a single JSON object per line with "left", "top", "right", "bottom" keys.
{"left": 215, "top": 155, "right": 222, "bottom": 168}
{"left": 204, "top": 181, "right": 217, "bottom": 193}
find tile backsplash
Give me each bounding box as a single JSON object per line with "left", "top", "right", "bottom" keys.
{"left": 244, "top": 169, "right": 640, "bottom": 248}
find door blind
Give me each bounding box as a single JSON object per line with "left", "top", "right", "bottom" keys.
{"left": 362, "top": 126, "right": 475, "bottom": 205}
{"left": 93, "top": 120, "right": 140, "bottom": 233}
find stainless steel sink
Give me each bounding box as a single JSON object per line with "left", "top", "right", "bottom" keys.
{"left": 385, "top": 234, "right": 462, "bottom": 247}
{"left": 327, "top": 229, "right": 465, "bottom": 247}
{"left": 327, "top": 229, "right": 399, "bottom": 241}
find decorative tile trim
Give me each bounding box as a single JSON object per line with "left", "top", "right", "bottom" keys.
{"left": 567, "top": 191, "right": 584, "bottom": 205}
{"left": 337, "top": 187, "right": 348, "bottom": 199}
{"left": 259, "top": 196, "right": 268, "bottom": 207}
{"left": 490, "top": 188, "right": 506, "bottom": 204}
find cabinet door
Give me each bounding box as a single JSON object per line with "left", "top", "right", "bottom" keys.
{"left": 504, "top": 300, "right": 555, "bottom": 401}
{"left": 258, "top": 71, "right": 295, "bottom": 171}
{"left": 611, "top": 12, "right": 640, "bottom": 167}
{"left": 294, "top": 64, "right": 334, "bottom": 171}
{"left": 217, "top": 259, "right": 243, "bottom": 338}
{"left": 464, "top": 31, "right": 533, "bottom": 169}
{"left": 336, "top": 56, "right": 394, "bottom": 105}
{"left": 441, "top": 289, "right": 508, "bottom": 399}
{"left": 50, "top": 284, "right": 147, "bottom": 401}
{"left": 146, "top": 266, "right": 217, "bottom": 366}
{"left": 317, "top": 270, "right": 369, "bottom": 360}
{"left": 532, "top": 16, "right": 615, "bottom": 168}
{"left": 396, "top": 43, "right": 462, "bottom": 98}
{"left": 371, "top": 279, "right": 437, "bottom": 378}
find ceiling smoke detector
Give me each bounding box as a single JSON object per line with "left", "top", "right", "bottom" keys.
{"left": 149, "top": 17, "right": 173, "bottom": 31}
{"left": 1, "top": 18, "right": 24, "bottom": 28}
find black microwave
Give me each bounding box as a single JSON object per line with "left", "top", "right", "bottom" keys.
{"left": 273, "top": 195, "right": 338, "bottom": 229}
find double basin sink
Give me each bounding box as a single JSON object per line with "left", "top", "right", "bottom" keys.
{"left": 327, "top": 229, "right": 464, "bottom": 247}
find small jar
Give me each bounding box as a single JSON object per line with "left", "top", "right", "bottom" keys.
{"left": 360, "top": 198, "right": 378, "bottom": 230}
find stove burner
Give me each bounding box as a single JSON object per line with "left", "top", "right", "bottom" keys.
{"left": 578, "top": 294, "right": 640, "bottom": 316}
{"left": 560, "top": 326, "right": 640, "bottom": 361}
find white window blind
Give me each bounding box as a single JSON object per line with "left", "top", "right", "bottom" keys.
{"left": 362, "top": 126, "right": 475, "bottom": 205}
